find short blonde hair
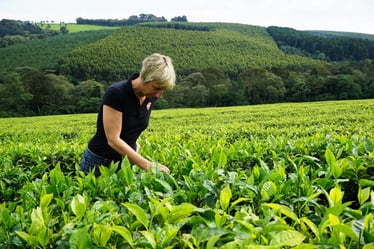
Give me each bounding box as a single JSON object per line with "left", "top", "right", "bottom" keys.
{"left": 140, "top": 53, "right": 176, "bottom": 90}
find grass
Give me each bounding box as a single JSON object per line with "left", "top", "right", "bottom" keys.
{"left": 36, "top": 23, "right": 120, "bottom": 33}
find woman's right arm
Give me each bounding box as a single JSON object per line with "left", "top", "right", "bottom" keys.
{"left": 102, "top": 105, "right": 169, "bottom": 173}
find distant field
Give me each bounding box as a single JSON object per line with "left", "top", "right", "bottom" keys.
{"left": 37, "top": 23, "right": 120, "bottom": 33}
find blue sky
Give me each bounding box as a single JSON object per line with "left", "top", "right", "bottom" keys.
{"left": 1, "top": 0, "right": 373, "bottom": 34}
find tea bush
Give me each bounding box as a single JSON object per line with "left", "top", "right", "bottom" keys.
{"left": 0, "top": 100, "right": 373, "bottom": 248}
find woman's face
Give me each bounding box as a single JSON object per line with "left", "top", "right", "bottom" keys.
{"left": 143, "top": 81, "right": 164, "bottom": 99}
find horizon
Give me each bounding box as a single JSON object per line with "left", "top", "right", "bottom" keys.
{"left": 1, "top": 0, "right": 373, "bottom": 35}
{"left": 2, "top": 17, "right": 374, "bottom": 36}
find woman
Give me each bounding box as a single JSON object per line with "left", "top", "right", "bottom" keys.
{"left": 80, "top": 53, "right": 176, "bottom": 176}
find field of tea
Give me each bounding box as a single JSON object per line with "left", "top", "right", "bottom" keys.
{"left": 0, "top": 99, "right": 373, "bottom": 248}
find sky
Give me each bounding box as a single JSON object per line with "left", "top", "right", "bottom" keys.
{"left": 1, "top": 0, "right": 373, "bottom": 35}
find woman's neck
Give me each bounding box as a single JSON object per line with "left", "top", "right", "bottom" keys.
{"left": 132, "top": 78, "right": 146, "bottom": 105}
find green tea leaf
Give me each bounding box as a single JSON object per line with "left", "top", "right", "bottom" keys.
{"left": 358, "top": 187, "right": 371, "bottom": 205}
{"left": 71, "top": 194, "right": 86, "bottom": 220}
{"left": 37, "top": 227, "right": 49, "bottom": 247}
{"left": 213, "top": 149, "right": 227, "bottom": 167}
{"left": 123, "top": 203, "right": 149, "bottom": 229}
{"left": 111, "top": 225, "right": 133, "bottom": 246}
{"left": 155, "top": 178, "right": 173, "bottom": 193}
{"left": 29, "top": 207, "right": 45, "bottom": 235}
{"left": 329, "top": 186, "right": 343, "bottom": 206}
{"left": 263, "top": 203, "right": 299, "bottom": 223}
{"left": 270, "top": 230, "right": 306, "bottom": 247}
{"left": 300, "top": 217, "right": 320, "bottom": 241}
{"left": 168, "top": 203, "right": 197, "bottom": 224}
{"left": 325, "top": 149, "right": 341, "bottom": 178}
{"left": 328, "top": 214, "right": 340, "bottom": 225}
{"left": 230, "top": 197, "right": 250, "bottom": 210}
{"left": 363, "top": 243, "right": 374, "bottom": 249}
{"left": 122, "top": 162, "right": 134, "bottom": 185}
{"left": 93, "top": 224, "right": 111, "bottom": 247}
{"left": 332, "top": 224, "right": 359, "bottom": 241}
{"left": 140, "top": 230, "right": 156, "bottom": 248}
{"left": 15, "top": 231, "right": 38, "bottom": 247}
{"left": 40, "top": 193, "right": 53, "bottom": 222}
{"left": 359, "top": 179, "right": 374, "bottom": 187}
{"left": 50, "top": 163, "right": 64, "bottom": 185}
{"left": 215, "top": 211, "right": 227, "bottom": 228}
{"left": 324, "top": 147, "right": 333, "bottom": 163}
{"left": 260, "top": 181, "right": 276, "bottom": 201}
{"left": 40, "top": 193, "right": 53, "bottom": 210}
{"left": 363, "top": 137, "right": 374, "bottom": 153}
{"left": 292, "top": 244, "right": 319, "bottom": 249}
{"left": 69, "top": 226, "right": 92, "bottom": 249}
{"left": 160, "top": 224, "right": 180, "bottom": 246}
{"left": 219, "top": 185, "right": 232, "bottom": 211}
{"left": 207, "top": 233, "right": 228, "bottom": 249}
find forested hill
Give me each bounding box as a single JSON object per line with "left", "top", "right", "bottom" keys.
{"left": 0, "top": 20, "right": 374, "bottom": 117}
{"left": 267, "top": 26, "right": 374, "bottom": 61}
{"left": 58, "top": 22, "right": 320, "bottom": 82}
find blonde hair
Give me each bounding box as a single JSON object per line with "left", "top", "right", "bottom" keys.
{"left": 140, "top": 53, "right": 176, "bottom": 90}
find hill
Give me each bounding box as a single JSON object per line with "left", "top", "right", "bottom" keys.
{"left": 59, "top": 22, "right": 321, "bottom": 82}
{"left": 306, "top": 30, "right": 374, "bottom": 41}
{"left": 0, "top": 20, "right": 374, "bottom": 117}
{"left": 0, "top": 29, "right": 117, "bottom": 72}
{"left": 267, "top": 26, "right": 374, "bottom": 61}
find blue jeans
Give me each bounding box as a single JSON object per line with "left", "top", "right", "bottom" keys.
{"left": 80, "top": 148, "right": 115, "bottom": 176}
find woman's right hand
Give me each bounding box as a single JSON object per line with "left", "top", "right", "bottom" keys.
{"left": 150, "top": 162, "right": 170, "bottom": 173}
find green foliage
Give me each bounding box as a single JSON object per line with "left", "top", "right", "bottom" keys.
{"left": 0, "top": 99, "right": 373, "bottom": 248}
{"left": 268, "top": 26, "right": 374, "bottom": 61}
{"left": 0, "top": 29, "right": 116, "bottom": 72}
{"left": 307, "top": 30, "right": 374, "bottom": 41}
{"left": 58, "top": 25, "right": 319, "bottom": 82}
{"left": 76, "top": 14, "right": 168, "bottom": 26}
{"left": 0, "top": 19, "right": 59, "bottom": 47}
{"left": 1, "top": 22, "right": 374, "bottom": 117}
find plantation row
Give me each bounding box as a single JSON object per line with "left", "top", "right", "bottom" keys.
{"left": 0, "top": 99, "right": 373, "bottom": 248}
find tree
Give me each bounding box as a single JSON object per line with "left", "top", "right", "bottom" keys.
{"left": 16, "top": 67, "right": 46, "bottom": 113}
{"left": 163, "top": 72, "right": 209, "bottom": 107}
{"left": 286, "top": 72, "right": 311, "bottom": 101}
{"left": 60, "top": 24, "right": 69, "bottom": 34}
{"left": 0, "top": 71, "right": 32, "bottom": 116}
{"left": 16, "top": 67, "right": 75, "bottom": 114}
{"left": 201, "top": 68, "right": 230, "bottom": 106}
{"left": 72, "top": 80, "right": 104, "bottom": 113}
{"left": 43, "top": 73, "right": 74, "bottom": 113}
{"left": 334, "top": 74, "right": 362, "bottom": 99}
{"left": 238, "top": 68, "right": 286, "bottom": 104}
{"left": 171, "top": 16, "right": 188, "bottom": 22}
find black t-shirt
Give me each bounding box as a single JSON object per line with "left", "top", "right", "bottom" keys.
{"left": 88, "top": 73, "right": 157, "bottom": 161}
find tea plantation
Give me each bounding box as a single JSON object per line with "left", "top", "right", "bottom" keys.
{"left": 0, "top": 99, "right": 373, "bottom": 248}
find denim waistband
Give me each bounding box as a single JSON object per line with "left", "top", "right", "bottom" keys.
{"left": 86, "top": 147, "right": 113, "bottom": 166}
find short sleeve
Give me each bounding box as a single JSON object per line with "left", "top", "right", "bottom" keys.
{"left": 102, "top": 86, "right": 124, "bottom": 112}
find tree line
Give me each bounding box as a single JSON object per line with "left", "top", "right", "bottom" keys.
{"left": 1, "top": 21, "right": 374, "bottom": 117}
{"left": 267, "top": 26, "right": 374, "bottom": 61}
{"left": 0, "top": 19, "right": 60, "bottom": 47}
{"left": 0, "top": 15, "right": 188, "bottom": 48}
{"left": 1, "top": 60, "right": 373, "bottom": 117}
{"left": 76, "top": 14, "right": 187, "bottom": 26}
